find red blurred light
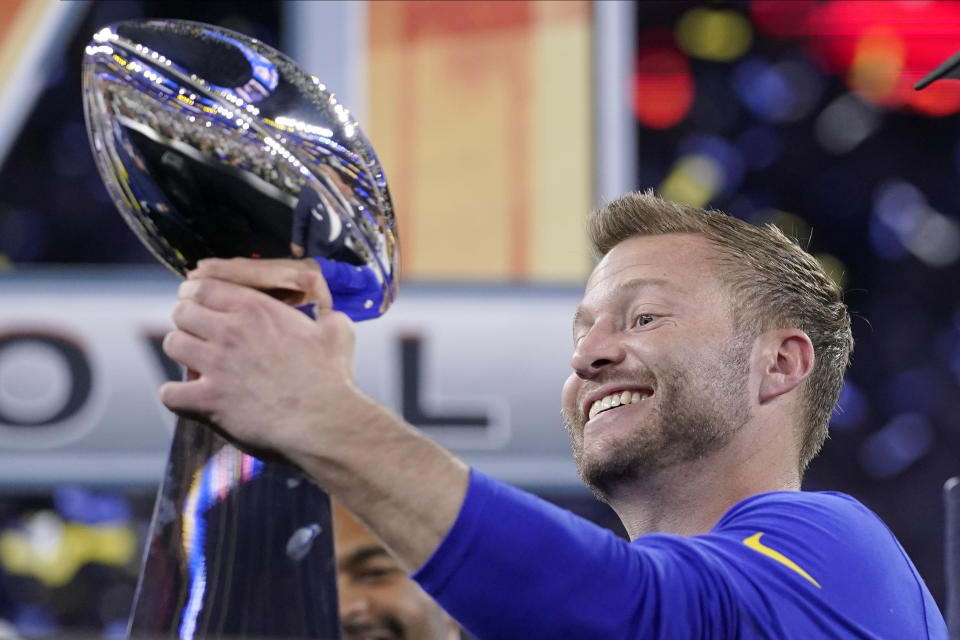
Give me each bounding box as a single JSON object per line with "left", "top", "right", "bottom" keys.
{"left": 633, "top": 46, "right": 694, "bottom": 130}
{"left": 752, "top": 0, "right": 960, "bottom": 116}
{"left": 749, "top": 0, "right": 818, "bottom": 39}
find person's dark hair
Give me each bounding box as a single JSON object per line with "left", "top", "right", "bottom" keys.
{"left": 588, "top": 190, "right": 853, "bottom": 471}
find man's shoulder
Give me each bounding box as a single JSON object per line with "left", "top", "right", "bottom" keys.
{"left": 697, "top": 490, "right": 945, "bottom": 637}
{"left": 704, "top": 489, "right": 919, "bottom": 596}
{"left": 715, "top": 489, "right": 877, "bottom": 532}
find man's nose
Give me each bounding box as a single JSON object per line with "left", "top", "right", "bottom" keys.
{"left": 570, "top": 322, "right": 625, "bottom": 378}
{"left": 338, "top": 581, "right": 372, "bottom": 617}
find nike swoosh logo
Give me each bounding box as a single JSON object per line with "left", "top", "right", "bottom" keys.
{"left": 743, "top": 532, "right": 821, "bottom": 588}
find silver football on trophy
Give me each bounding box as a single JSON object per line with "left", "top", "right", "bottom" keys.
{"left": 81, "top": 19, "right": 398, "bottom": 318}
{"left": 81, "top": 20, "right": 395, "bottom": 637}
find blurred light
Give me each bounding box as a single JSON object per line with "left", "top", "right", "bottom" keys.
{"left": 870, "top": 179, "right": 960, "bottom": 267}
{"left": 677, "top": 134, "right": 744, "bottom": 194}
{"left": 675, "top": 7, "right": 753, "bottom": 62}
{"left": 859, "top": 413, "right": 932, "bottom": 478}
{"left": 84, "top": 44, "right": 113, "bottom": 56}
{"left": 801, "top": 0, "right": 960, "bottom": 116}
{"left": 749, "top": 1, "right": 818, "bottom": 39}
{"left": 847, "top": 26, "right": 904, "bottom": 103}
{"left": 93, "top": 27, "right": 115, "bottom": 43}
{"left": 908, "top": 81, "right": 960, "bottom": 117}
{"left": 831, "top": 379, "right": 868, "bottom": 430}
{"left": 908, "top": 209, "right": 960, "bottom": 267}
{"left": 814, "top": 93, "right": 882, "bottom": 154}
{"left": 870, "top": 179, "right": 922, "bottom": 259}
{"left": 736, "top": 125, "right": 781, "bottom": 170}
{"left": 873, "top": 179, "right": 924, "bottom": 232}
{"left": 633, "top": 45, "right": 694, "bottom": 130}
{"left": 774, "top": 58, "right": 825, "bottom": 120}
{"left": 0, "top": 511, "right": 135, "bottom": 587}
{"left": 869, "top": 216, "right": 909, "bottom": 260}
{"left": 54, "top": 486, "right": 131, "bottom": 526}
{"left": 274, "top": 116, "right": 334, "bottom": 138}
{"left": 104, "top": 620, "right": 127, "bottom": 639}
{"left": 732, "top": 55, "right": 824, "bottom": 124}
{"left": 13, "top": 606, "right": 57, "bottom": 637}
{"left": 659, "top": 154, "right": 722, "bottom": 207}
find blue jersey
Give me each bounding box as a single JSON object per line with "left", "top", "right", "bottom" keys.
{"left": 414, "top": 470, "right": 946, "bottom": 639}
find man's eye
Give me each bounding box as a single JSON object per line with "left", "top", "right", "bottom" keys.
{"left": 357, "top": 566, "right": 403, "bottom": 582}
{"left": 634, "top": 314, "right": 656, "bottom": 327}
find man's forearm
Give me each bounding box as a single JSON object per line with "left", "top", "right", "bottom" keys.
{"left": 287, "top": 389, "right": 470, "bottom": 571}
{"left": 159, "top": 260, "right": 470, "bottom": 571}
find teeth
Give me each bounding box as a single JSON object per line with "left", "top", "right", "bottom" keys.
{"left": 587, "top": 390, "right": 647, "bottom": 420}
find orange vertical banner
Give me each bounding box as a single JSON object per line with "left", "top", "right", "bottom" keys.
{"left": 368, "top": 1, "right": 592, "bottom": 282}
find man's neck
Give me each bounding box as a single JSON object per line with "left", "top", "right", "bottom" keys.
{"left": 608, "top": 434, "right": 802, "bottom": 539}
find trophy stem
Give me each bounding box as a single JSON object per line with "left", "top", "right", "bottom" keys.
{"left": 127, "top": 417, "right": 341, "bottom": 639}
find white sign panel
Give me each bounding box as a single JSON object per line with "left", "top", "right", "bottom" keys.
{"left": 0, "top": 269, "right": 586, "bottom": 490}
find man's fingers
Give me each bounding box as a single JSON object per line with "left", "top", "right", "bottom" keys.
{"left": 178, "top": 277, "right": 273, "bottom": 313}
{"left": 159, "top": 378, "right": 214, "bottom": 416}
{"left": 171, "top": 298, "right": 224, "bottom": 341}
{"left": 188, "top": 257, "right": 339, "bottom": 309}
{"left": 162, "top": 329, "right": 212, "bottom": 373}
{"left": 190, "top": 258, "right": 326, "bottom": 303}
{"left": 296, "top": 268, "right": 333, "bottom": 310}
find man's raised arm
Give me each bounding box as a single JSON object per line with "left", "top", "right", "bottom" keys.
{"left": 158, "top": 257, "right": 469, "bottom": 570}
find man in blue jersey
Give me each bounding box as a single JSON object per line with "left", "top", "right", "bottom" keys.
{"left": 159, "top": 191, "right": 947, "bottom": 638}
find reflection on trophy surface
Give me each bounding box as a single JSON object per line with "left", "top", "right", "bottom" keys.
{"left": 82, "top": 18, "right": 399, "bottom": 638}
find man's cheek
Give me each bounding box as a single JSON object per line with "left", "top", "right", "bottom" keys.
{"left": 560, "top": 376, "right": 580, "bottom": 414}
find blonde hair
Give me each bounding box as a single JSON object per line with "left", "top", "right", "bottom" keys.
{"left": 589, "top": 190, "right": 853, "bottom": 471}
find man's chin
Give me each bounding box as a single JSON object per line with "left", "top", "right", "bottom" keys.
{"left": 577, "top": 441, "right": 659, "bottom": 501}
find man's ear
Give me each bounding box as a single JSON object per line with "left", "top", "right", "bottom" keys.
{"left": 757, "top": 329, "right": 815, "bottom": 405}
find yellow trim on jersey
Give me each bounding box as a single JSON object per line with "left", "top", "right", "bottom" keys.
{"left": 743, "top": 532, "right": 821, "bottom": 589}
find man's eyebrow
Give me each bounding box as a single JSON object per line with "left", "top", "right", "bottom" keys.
{"left": 573, "top": 277, "right": 672, "bottom": 332}
{"left": 340, "top": 545, "right": 392, "bottom": 570}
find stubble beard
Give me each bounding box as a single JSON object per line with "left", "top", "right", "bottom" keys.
{"left": 562, "top": 336, "right": 753, "bottom": 503}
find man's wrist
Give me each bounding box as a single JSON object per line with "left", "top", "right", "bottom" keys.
{"left": 284, "top": 390, "right": 470, "bottom": 569}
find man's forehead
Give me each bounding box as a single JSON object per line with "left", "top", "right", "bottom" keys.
{"left": 575, "top": 234, "right": 725, "bottom": 325}
{"left": 586, "top": 234, "right": 718, "bottom": 289}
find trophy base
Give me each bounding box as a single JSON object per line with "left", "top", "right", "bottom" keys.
{"left": 128, "top": 417, "right": 341, "bottom": 639}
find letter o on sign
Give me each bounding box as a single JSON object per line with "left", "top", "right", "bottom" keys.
{"left": 0, "top": 333, "right": 92, "bottom": 426}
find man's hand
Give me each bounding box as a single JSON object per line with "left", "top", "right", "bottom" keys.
{"left": 157, "top": 257, "right": 470, "bottom": 570}
{"left": 190, "top": 256, "right": 329, "bottom": 306}
{"left": 159, "top": 258, "right": 354, "bottom": 456}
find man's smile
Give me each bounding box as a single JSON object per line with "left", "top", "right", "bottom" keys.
{"left": 583, "top": 387, "right": 654, "bottom": 423}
